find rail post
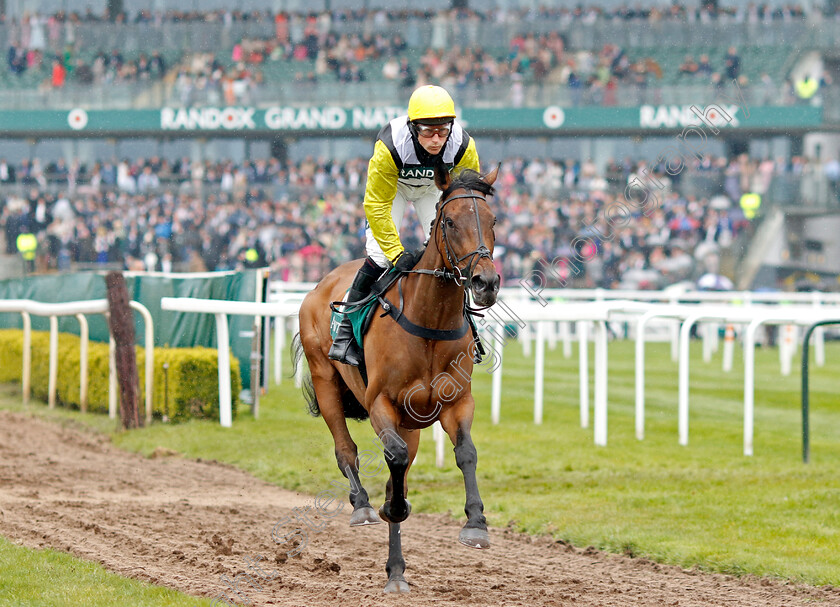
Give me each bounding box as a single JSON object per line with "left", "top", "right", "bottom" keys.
{"left": 801, "top": 319, "right": 840, "bottom": 464}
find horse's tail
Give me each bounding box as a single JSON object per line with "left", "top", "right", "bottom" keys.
{"left": 292, "top": 332, "right": 320, "bottom": 417}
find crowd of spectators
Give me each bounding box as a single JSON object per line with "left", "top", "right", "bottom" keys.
{"left": 4, "top": 9, "right": 171, "bottom": 86}
{"left": 238, "top": 18, "right": 747, "bottom": 97}
{"left": 6, "top": 4, "right": 821, "bottom": 109}
{"left": 173, "top": 53, "right": 258, "bottom": 107}
{"left": 0, "top": 4, "right": 817, "bottom": 29}
{"left": 3, "top": 151, "right": 836, "bottom": 289}
{"left": 6, "top": 19, "right": 168, "bottom": 91}
{"left": 173, "top": 30, "right": 410, "bottom": 106}
{"left": 176, "top": 27, "right": 761, "bottom": 109}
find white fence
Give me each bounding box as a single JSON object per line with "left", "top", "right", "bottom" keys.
{"left": 10, "top": 285, "right": 826, "bottom": 459}
{"left": 268, "top": 284, "right": 840, "bottom": 457}
{"left": 0, "top": 299, "right": 154, "bottom": 423}
{"left": 160, "top": 297, "right": 301, "bottom": 427}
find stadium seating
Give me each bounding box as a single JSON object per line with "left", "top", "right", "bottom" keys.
{"left": 0, "top": 7, "right": 819, "bottom": 110}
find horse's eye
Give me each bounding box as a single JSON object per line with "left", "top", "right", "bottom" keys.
{"left": 445, "top": 217, "right": 455, "bottom": 229}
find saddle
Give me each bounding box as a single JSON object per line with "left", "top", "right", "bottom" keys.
{"left": 329, "top": 269, "right": 401, "bottom": 351}
{"left": 329, "top": 268, "right": 486, "bottom": 386}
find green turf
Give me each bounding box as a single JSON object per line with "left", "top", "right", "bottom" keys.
{"left": 2, "top": 337, "right": 840, "bottom": 589}
{"left": 0, "top": 536, "right": 217, "bottom": 607}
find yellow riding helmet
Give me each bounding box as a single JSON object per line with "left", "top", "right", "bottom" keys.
{"left": 407, "top": 85, "right": 456, "bottom": 123}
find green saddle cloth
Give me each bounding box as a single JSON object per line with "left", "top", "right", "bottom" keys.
{"left": 330, "top": 290, "right": 378, "bottom": 348}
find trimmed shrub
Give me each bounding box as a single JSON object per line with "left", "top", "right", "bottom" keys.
{"left": 0, "top": 329, "right": 240, "bottom": 422}
{"left": 146, "top": 347, "right": 241, "bottom": 422}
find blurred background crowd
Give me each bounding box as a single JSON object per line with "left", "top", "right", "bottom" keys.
{"left": 1, "top": 2, "right": 830, "bottom": 109}
{"left": 3, "top": 150, "right": 834, "bottom": 289}
{"left": 1, "top": 0, "right": 839, "bottom": 292}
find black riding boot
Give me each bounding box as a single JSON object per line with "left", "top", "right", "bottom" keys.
{"left": 328, "top": 259, "right": 382, "bottom": 366}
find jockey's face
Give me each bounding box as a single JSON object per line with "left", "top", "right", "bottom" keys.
{"left": 415, "top": 122, "right": 451, "bottom": 156}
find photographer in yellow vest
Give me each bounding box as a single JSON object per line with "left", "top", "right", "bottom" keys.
{"left": 16, "top": 232, "right": 37, "bottom": 275}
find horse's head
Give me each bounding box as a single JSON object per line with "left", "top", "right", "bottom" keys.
{"left": 432, "top": 164, "right": 500, "bottom": 308}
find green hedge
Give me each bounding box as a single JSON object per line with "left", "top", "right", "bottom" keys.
{"left": 0, "top": 329, "right": 240, "bottom": 422}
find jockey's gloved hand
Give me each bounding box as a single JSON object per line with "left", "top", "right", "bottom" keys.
{"left": 394, "top": 249, "right": 419, "bottom": 273}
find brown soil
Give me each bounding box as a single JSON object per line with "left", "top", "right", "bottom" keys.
{"left": 0, "top": 410, "right": 837, "bottom": 607}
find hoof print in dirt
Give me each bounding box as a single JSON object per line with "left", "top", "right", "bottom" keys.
{"left": 208, "top": 534, "right": 234, "bottom": 556}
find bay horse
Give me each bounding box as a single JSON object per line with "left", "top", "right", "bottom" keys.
{"left": 293, "top": 165, "right": 500, "bottom": 593}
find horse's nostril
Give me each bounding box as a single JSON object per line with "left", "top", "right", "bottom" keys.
{"left": 492, "top": 275, "right": 500, "bottom": 292}
{"left": 471, "top": 276, "right": 487, "bottom": 292}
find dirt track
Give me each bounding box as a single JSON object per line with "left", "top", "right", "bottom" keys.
{"left": 0, "top": 410, "right": 837, "bottom": 607}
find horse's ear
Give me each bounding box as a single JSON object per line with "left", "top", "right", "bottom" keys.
{"left": 483, "top": 163, "right": 501, "bottom": 186}
{"left": 434, "top": 161, "right": 452, "bottom": 192}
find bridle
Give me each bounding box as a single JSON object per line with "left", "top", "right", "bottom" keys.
{"left": 373, "top": 185, "right": 496, "bottom": 360}
{"left": 410, "top": 188, "right": 494, "bottom": 286}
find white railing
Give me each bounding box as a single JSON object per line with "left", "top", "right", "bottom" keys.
{"left": 0, "top": 299, "right": 154, "bottom": 423}
{"left": 220, "top": 283, "right": 840, "bottom": 456}
{"left": 499, "top": 301, "right": 837, "bottom": 456}
{"left": 160, "top": 297, "right": 300, "bottom": 427}
{"left": 499, "top": 287, "right": 840, "bottom": 305}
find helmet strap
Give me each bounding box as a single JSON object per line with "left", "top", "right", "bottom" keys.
{"left": 408, "top": 119, "right": 419, "bottom": 141}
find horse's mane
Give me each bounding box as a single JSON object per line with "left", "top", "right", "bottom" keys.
{"left": 440, "top": 169, "right": 496, "bottom": 201}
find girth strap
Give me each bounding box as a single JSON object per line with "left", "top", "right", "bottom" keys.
{"left": 378, "top": 294, "right": 470, "bottom": 341}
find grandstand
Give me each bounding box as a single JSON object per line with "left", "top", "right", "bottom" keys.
{"left": 0, "top": 0, "right": 839, "bottom": 292}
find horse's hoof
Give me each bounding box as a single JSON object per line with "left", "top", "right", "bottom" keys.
{"left": 379, "top": 499, "right": 412, "bottom": 524}
{"left": 350, "top": 506, "right": 382, "bottom": 526}
{"left": 383, "top": 577, "right": 410, "bottom": 593}
{"left": 459, "top": 527, "right": 490, "bottom": 549}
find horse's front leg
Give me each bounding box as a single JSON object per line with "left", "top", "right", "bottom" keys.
{"left": 440, "top": 396, "right": 490, "bottom": 549}
{"left": 369, "top": 396, "right": 413, "bottom": 524}
{"left": 382, "top": 430, "right": 419, "bottom": 594}
{"left": 367, "top": 400, "right": 419, "bottom": 594}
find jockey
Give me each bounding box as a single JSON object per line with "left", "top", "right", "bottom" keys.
{"left": 329, "top": 84, "right": 481, "bottom": 366}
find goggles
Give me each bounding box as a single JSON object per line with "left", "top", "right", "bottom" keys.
{"left": 415, "top": 123, "right": 452, "bottom": 138}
